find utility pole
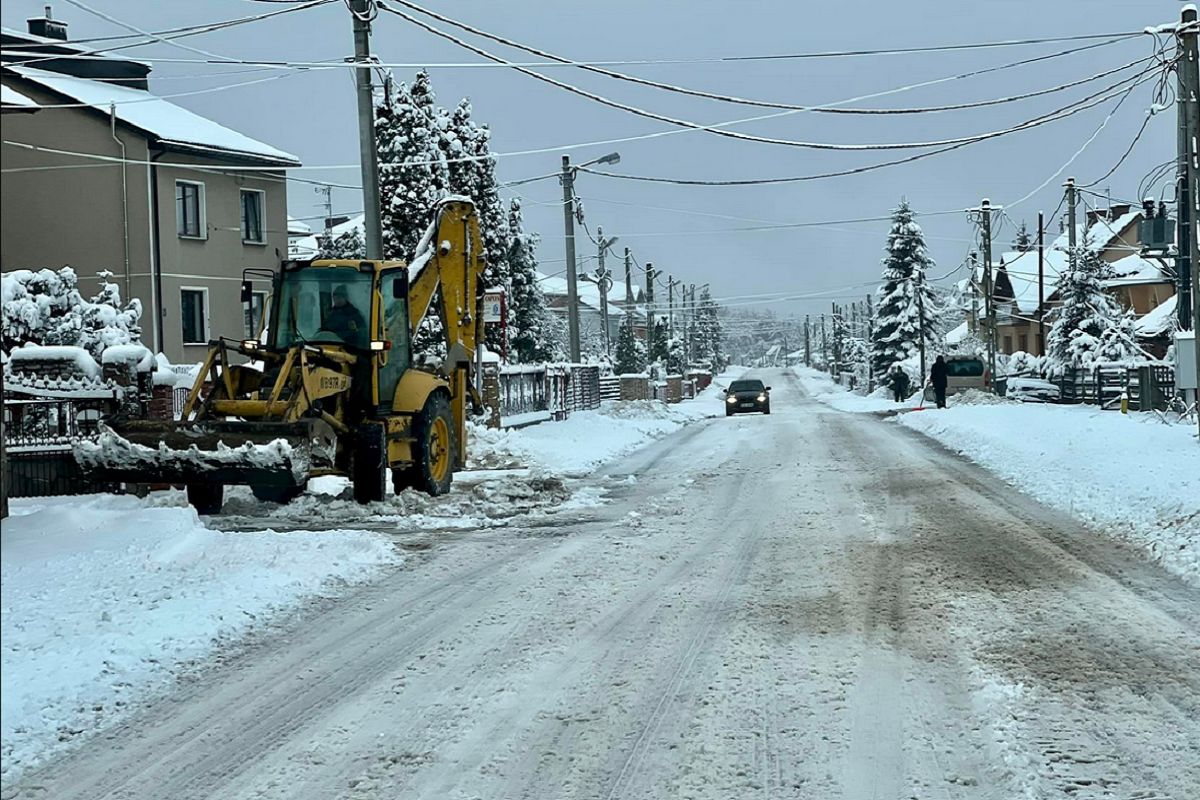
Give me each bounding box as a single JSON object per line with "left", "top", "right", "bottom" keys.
{"left": 350, "top": 0, "right": 382, "bottom": 259}
{"left": 315, "top": 184, "right": 333, "bottom": 242}
{"left": 804, "top": 315, "right": 811, "bottom": 366}
{"left": 1065, "top": 177, "right": 1078, "bottom": 269}
{"left": 820, "top": 314, "right": 827, "bottom": 372}
{"left": 595, "top": 226, "right": 613, "bottom": 357}
{"left": 969, "top": 251, "right": 979, "bottom": 336}
{"left": 866, "top": 294, "right": 875, "bottom": 392}
{"left": 980, "top": 199, "right": 997, "bottom": 384}
{"left": 1177, "top": 4, "right": 1200, "bottom": 434}
{"left": 560, "top": 155, "right": 581, "bottom": 361}
{"left": 624, "top": 247, "right": 634, "bottom": 306}
{"left": 1037, "top": 211, "right": 1046, "bottom": 356}
{"left": 916, "top": 274, "right": 927, "bottom": 383}
{"left": 644, "top": 261, "right": 655, "bottom": 351}
{"left": 668, "top": 277, "right": 677, "bottom": 340}
{"left": 1179, "top": 7, "right": 1197, "bottom": 331}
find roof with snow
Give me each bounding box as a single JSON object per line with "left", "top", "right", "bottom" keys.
{"left": 1134, "top": 294, "right": 1178, "bottom": 337}
{"left": 537, "top": 272, "right": 640, "bottom": 313}
{"left": 945, "top": 320, "right": 969, "bottom": 345}
{"left": 287, "top": 216, "right": 312, "bottom": 236}
{"left": 1, "top": 83, "right": 38, "bottom": 110}
{"left": 1104, "top": 255, "right": 1171, "bottom": 286}
{"left": 7, "top": 65, "right": 300, "bottom": 167}
{"left": 992, "top": 248, "right": 1068, "bottom": 315}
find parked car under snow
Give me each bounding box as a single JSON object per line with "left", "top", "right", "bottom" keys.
{"left": 1004, "top": 376, "right": 1061, "bottom": 403}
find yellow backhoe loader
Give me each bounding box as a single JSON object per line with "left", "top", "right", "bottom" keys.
{"left": 76, "top": 198, "right": 484, "bottom": 514}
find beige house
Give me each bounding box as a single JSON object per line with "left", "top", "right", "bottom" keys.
{"left": 1, "top": 16, "right": 299, "bottom": 363}
{"left": 952, "top": 203, "right": 1177, "bottom": 358}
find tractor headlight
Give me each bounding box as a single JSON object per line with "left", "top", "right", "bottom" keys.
{"left": 240, "top": 339, "right": 258, "bottom": 351}
{"left": 369, "top": 340, "right": 391, "bottom": 352}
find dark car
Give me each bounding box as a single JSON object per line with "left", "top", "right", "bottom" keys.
{"left": 724, "top": 378, "right": 771, "bottom": 416}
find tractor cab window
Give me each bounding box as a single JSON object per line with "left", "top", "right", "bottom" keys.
{"left": 273, "top": 268, "right": 372, "bottom": 349}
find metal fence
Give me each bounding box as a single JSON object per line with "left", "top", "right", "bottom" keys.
{"left": 2, "top": 396, "right": 120, "bottom": 498}
{"left": 1053, "top": 364, "right": 1175, "bottom": 411}
{"left": 497, "top": 364, "right": 602, "bottom": 425}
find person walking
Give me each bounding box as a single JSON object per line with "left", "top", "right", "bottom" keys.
{"left": 930, "top": 355, "right": 949, "bottom": 409}
{"left": 888, "top": 365, "right": 910, "bottom": 403}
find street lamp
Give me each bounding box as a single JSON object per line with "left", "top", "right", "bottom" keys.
{"left": 561, "top": 151, "right": 621, "bottom": 361}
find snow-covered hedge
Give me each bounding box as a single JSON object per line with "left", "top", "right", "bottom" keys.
{"left": 2, "top": 267, "right": 142, "bottom": 361}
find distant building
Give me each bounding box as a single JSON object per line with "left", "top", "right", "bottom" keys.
{"left": 1, "top": 12, "right": 300, "bottom": 362}
{"left": 953, "top": 202, "right": 1177, "bottom": 358}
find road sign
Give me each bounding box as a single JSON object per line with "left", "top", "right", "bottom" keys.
{"left": 483, "top": 289, "right": 504, "bottom": 323}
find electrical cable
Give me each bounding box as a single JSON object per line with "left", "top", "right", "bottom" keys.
{"left": 379, "top": 3, "right": 1162, "bottom": 153}
{"left": 386, "top": 0, "right": 1146, "bottom": 116}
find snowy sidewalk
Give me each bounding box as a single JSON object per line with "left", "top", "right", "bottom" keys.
{"left": 0, "top": 496, "right": 400, "bottom": 782}
{"left": 796, "top": 367, "right": 1200, "bottom": 585}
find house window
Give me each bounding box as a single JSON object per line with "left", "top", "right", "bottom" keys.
{"left": 241, "top": 189, "right": 266, "bottom": 244}
{"left": 1003, "top": 335, "right": 1013, "bottom": 354}
{"left": 1018, "top": 334, "right": 1028, "bottom": 353}
{"left": 181, "top": 287, "right": 209, "bottom": 345}
{"left": 176, "top": 181, "right": 206, "bottom": 238}
{"left": 244, "top": 290, "right": 267, "bottom": 338}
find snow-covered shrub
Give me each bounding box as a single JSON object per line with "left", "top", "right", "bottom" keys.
{"left": 2, "top": 267, "right": 142, "bottom": 360}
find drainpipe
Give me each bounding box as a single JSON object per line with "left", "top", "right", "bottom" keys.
{"left": 109, "top": 104, "right": 131, "bottom": 303}
{"left": 147, "top": 148, "right": 166, "bottom": 353}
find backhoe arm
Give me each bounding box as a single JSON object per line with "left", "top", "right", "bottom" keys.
{"left": 406, "top": 198, "right": 484, "bottom": 360}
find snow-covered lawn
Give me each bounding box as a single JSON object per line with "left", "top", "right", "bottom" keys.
{"left": 0, "top": 496, "right": 399, "bottom": 783}
{"left": 798, "top": 368, "right": 1200, "bottom": 585}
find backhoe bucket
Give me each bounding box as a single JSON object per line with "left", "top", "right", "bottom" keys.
{"left": 74, "top": 418, "right": 338, "bottom": 488}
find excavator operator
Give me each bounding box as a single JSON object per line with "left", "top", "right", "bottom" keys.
{"left": 322, "top": 284, "right": 367, "bottom": 347}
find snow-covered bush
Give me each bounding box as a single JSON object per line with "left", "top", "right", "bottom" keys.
{"left": 2, "top": 267, "right": 142, "bottom": 360}
{"left": 1005, "top": 350, "right": 1042, "bottom": 377}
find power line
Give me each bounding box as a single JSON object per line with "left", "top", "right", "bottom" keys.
{"left": 388, "top": 0, "right": 1146, "bottom": 116}
{"left": 379, "top": 3, "right": 1164, "bottom": 153}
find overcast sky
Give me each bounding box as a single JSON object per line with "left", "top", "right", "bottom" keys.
{"left": 2, "top": 0, "right": 1186, "bottom": 319}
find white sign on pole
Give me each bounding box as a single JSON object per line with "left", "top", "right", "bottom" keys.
{"left": 483, "top": 290, "right": 504, "bottom": 323}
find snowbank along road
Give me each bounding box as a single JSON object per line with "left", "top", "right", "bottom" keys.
{"left": 5, "top": 369, "right": 1198, "bottom": 800}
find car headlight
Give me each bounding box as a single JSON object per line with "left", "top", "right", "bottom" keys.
{"left": 757, "top": 394, "right": 766, "bottom": 402}
{"left": 726, "top": 396, "right": 737, "bottom": 403}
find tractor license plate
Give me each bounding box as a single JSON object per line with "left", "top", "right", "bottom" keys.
{"left": 740, "top": 402, "right": 756, "bottom": 408}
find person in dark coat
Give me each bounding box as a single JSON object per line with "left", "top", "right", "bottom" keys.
{"left": 930, "top": 355, "right": 949, "bottom": 408}
{"left": 888, "top": 365, "right": 909, "bottom": 402}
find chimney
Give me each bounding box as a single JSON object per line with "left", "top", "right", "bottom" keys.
{"left": 1109, "top": 202, "right": 1131, "bottom": 220}
{"left": 27, "top": 6, "right": 68, "bottom": 41}
{"left": 1085, "top": 210, "right": 1099, "bottom": 226}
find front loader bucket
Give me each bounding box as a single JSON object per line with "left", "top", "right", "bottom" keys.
{"left": 74, "top": 418, "right": 337, "bottom": 488}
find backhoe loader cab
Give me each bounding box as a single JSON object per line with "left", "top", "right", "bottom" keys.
{"left": 76, "top": 199, "right": 484, "bottom": 515}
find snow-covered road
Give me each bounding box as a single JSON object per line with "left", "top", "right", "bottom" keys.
{"left": 6, "top": 369, "right": 1198, "bottom": 799}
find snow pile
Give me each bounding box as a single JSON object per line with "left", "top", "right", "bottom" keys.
{"left": 950, "top": 389, "right": 1015, "bottom": 406}
{"left": 898, "top": 405, "right": 1200, "bottom": 584}
{"left": 793, "top": 366, "right": 913, "bottom": 413}
{"left": 466, "top": 422, "right": 531, "bottom": 470}
{"left": 514, "top": 397, "right": 719, "bottom": 476}
{"left": 7, "top": 344, "right": 100, "bottom": 379}
{"left": 74, "top": 429, "right": 315, "bottom": 485}
{"left": 0, "top": 495, "right": 398, "bottom": 781}
{"left": 100, "top": 343, "right": 155, "bottom": 372}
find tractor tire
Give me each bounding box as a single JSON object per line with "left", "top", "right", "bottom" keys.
{"left": 409, "top": 392, "right": 456, "bottom": 497}
{"left": 186, "top": 482, "right": 224, "bottom": 515}
{"left": 250, "top": 483, "right": 306, "bottom": 505}
{"left": 352, "top": 423, "right": 386, "bottom": 504}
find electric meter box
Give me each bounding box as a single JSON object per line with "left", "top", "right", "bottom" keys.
{"left": 1176, "top": 331, "right": 1197, "bottom": 391}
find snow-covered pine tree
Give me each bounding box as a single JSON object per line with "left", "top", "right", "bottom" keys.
{"left": 869, "top": 200, "right": 939, "bottom": 378}
{"left": 467, "top": 125, "right": 510, "bottom": 352}
{"left": 691, "top": 287, "right": 723, "bottom": 370}
{"left": 2, "top": 266, "right": 79, "bottom": 350}
{"left": 1045, "top": 246, "right": 1128, "bottom": 372}
{"left": 506, "top": 199, "right": 562, "bottom": 362}
{"left": 78, "top": 271, "right": 142, "bottom": 359}
{"left": 665, "top": 335, "right": 685, "bottom": 375}
{"left": 1095, "top": 308, "right": 1146, "bottom": 365}
{"left": 1014, "top": 222, "right": 1034, "bottom": 253}
{"left": 613, "top": 315, "right": 647, "bottom": 374}
{"left": 377, "top": 71, "right": 450, "bottom": 261}
{"left": 317, "top": 226, "right": 365, "bottom": 259}
{"left": 647, "top": 317, "right": 670, "bottom": 365}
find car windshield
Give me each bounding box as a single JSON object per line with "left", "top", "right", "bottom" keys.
{"left": 272, "top": 267, "right": 372, "bottom": 349}
{"left": 729, "top": 380, "right": 764, "bottom": 392}
{"left": 946, "top": 359, "right": 985, "bottom": 377}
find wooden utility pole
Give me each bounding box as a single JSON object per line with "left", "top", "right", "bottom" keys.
{"left": 350, "top": 0, "right": 382, "bottom": 259}
{"left": 1037, "top": 211, "right": 1046, "bottom": 356}
{"left": 1176, "top": 5, "right": 1200, "bottom": 435}
{"left": 804, "top": 315, "right": 811, "bottom": 366}
{"left": 644, "top": 261, "right": 655, "bottom": 350}
{"left": 981, "top": 199, "right": 997, "bottom": 384}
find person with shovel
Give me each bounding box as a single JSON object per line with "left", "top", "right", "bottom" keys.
{"left": 929, "top": 355, "right": 949, "bottom": 409}
{"left": 888, "top": 365, "right": 910, "bottom": 403}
